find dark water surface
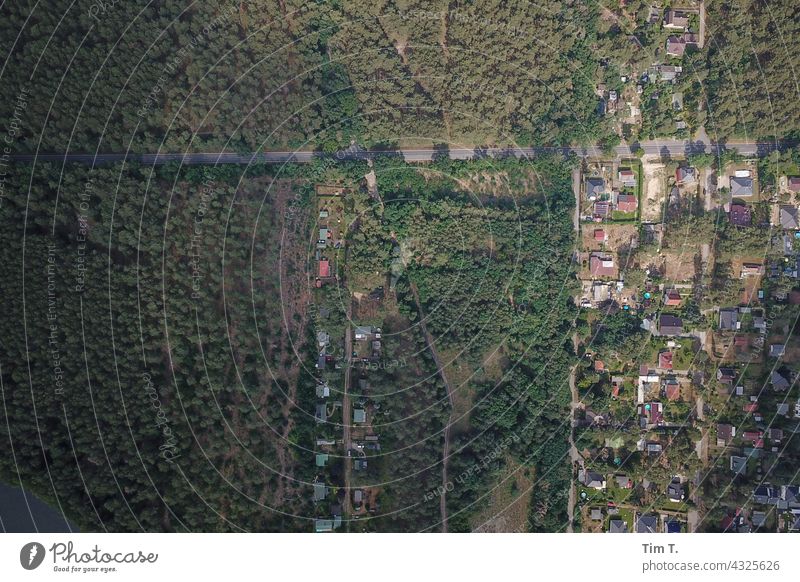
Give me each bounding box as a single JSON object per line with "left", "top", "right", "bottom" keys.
{"left": 0, "top": 482, "right": 77, "bottom": 533}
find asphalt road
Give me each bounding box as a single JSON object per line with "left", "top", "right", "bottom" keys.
{"left": 8, "top": 139, "right": 790, "bottom": 166}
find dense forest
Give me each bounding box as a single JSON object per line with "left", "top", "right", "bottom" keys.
{"left": 0, "top": 161, "right": 322, "bottom": 531}
{"left": 2, "top": 0, "right": 798, "bottom": 156}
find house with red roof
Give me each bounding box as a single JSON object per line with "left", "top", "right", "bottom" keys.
{"left": 658, "top": 351, "right": 673, "bottom": 370}
{"left": 318, "top": 259, "right": 331, "bottom": 278}
{"left": 729, "top": 204, "right": 752, "bottom": 226}
{"left": 590, "top": 253, "right": 617, "bottom": 278}
{"left": 664, "top": 288, "right": 682, "bottom": 306}
{"left": 664, "top": 378, "right": 681, "bottom": 401}
{"left": 616, "top": 193, "right": 637, "bottom": 213}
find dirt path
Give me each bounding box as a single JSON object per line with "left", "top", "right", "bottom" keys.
{"left": 409, "top": 282, "right": 454, "bottom": 532}
{"left": 567, "top": 361, "right": 583, "bottom": 533}
{"left": 571, "top": 168, "right": 581, "bottom": 235}
{"left": 342, "top": 321, "right": 353, "bottom": 521}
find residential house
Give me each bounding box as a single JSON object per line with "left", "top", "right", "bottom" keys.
{"left": 742, "top": 430, "right": 764, "bottom": 449}
{"left": 717, "top": 424, "right": 736, "bottom": 446}
{"left": 730, "top": 455, "right": 747, "bottom": 475}
{"left": 663, "top": 9, "right": 690, "bottom": 29}
{"left": 719, "top": 308, "right": 739, "bottom": 331}
{"left": 594, "top": 200, "right": 611, "bottom": 219}
{"left": 353, "top": 408, "right": 367, "bottom": 423}
{"left": 617, "top": 193, "right": 638, "bottom": 213}
{"left": 318, "top": 259, "right": 331, "bottom": 278}
{"left": 716, "top": 367, "right": 737, "bottom": 385}
{"left": 355, "top": 325, "right": 374, "bottom": 341}
{"left": 646, "top": 442, "right": 663, "bottom": 455}
{"left": 611, "top": 376, "right": 624, "bottom": 398}
{"left": 639, "top": 402, "right": 664, "bottom": 428}
{"left": 753, "top": 484, "right": 779, "bottom": 505}
{"left": 316, "top": 382, "right": 330, "bottom": 398}
{"left": 752, "top": 511, "right": 767, "bottom": 528}
{"left": 782, "top": 486, "right": 800, "bottom": 509}
{"left": 730, "top": 177, "right": 754, "bottom": 198}
{"left": 740, "top": 262, "right": 764, "bottom": 277}
{"left": 658, "top": 351, "right": 673, "bottom": 370}
{"left": 664, "top": 377, "right": 681, "bottom": 401}
{"left": 675, "top": 166, "right": 696, "bottom": 184}
{"left": 313, "top": 482, "right": 328, "bottom": 502}
{"left": 665, "top": 520, "right": 682, "bottom": 533}
{"left": 636, "top": 514, "right": 659, "bottom": 533}
{"left": 586, "top": 177, "right": 605, "bottom": 199}
{"left": 667, "top": 478, "right": 685, "bottom": 502}
{"left": 664, "top": 288, "right": 682, "bottom": 306}
{"left": 314, "top": 519, "right": 334, "bottom": 533}
{"left": 618, "top": 169, "right": 636, "bottom": 187}
{"left": 769, "top": 344, "right": 786, "bottom": 358}
{"left": 780, "top": 205, "right": 799, "bottom": 230}
{"left": 657, "top": 65, "right": 683, "bottom": 82}
{"left": 590, "top": 253, "right": 616, "bottom": 278}
{"left": 594, "top": 228, "right": 607, "bottom": 243}
{"left": 771, "top": 370, "right": 790, "bottom": 391}
{"left": 665, "top": 33, "right": 698, "bottom": 57}
{"left": 788, "top": 177, "right": 800, "bottom": 193}
{"left": 615, "top": 474, "right": 633, "bottom": 489}
{"left": 768, "top": 428, "right": 784, "bottom": 443}
{"left": 608, "top": 519, "right": 628, "bottom": 533}
{"left": 658, "top": 314, "right": 684, "bottom": 336}
{"left": 590, "top": 508, "right": 603, "bottom": 521}
{"left": 315, "top": 453, "right": 329, "bottom": 467}
{"left": 315, "top": 403, "right": 327, "bottom": 423}
{"left": 584, "top": 471, "right": 607, "bottom": 490}
{"left": 729, "top": 204, "right": 752, "bottom": 226}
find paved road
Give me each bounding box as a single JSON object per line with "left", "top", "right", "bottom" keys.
{"left": 9, "top": 139, "right": 792, "bottom": 166}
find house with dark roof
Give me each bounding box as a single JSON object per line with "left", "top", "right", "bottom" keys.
{"left": 636, "top": 514, "right": 659, "bottom": 533}
{"left": 771, "top": 370, "right": 790, "bottom": 391}
{"left": 716, "top": 367, "right": 736, "bottom": 385}
{"left": 615, "top": 474, "right": 632, "bottom": 489}
{"left": 658, "top": 314, "right": 684, "bottom": 336}
{"left": 719, "top": 308, "right": 739, "bottom": 331}
{"left": 667, "top": 478, "right": 685, "bottom": 502}
{"left": 608, "top": 519, "right": 628, "bottom": 533}
{"left": 730, "top": 455, "right": 747, "bottom": 475}
{"left": 788, "top": 177, "right": 800, "bottom": 193}
{"left": 665, "top": 33, "right": 698, "bottom": 56}
{"left": 780, "top": 205, "right": 799, "bottom": 230}
{"left": 586, "top": 177, "right": 605, "bottom": 199}
{"left": 782, "top": 485, "right": 800, "bottom": 508}
{"left": 594, "top": 200, "right": 611, "bottom": 219}
{"left": 584, "top": 471, "right": 607, "bottom": 490}
{"left": 730, "top": 177, "right": 754, "bottom": 197}
{"left": 663, "top": 9, "right": 690, "bottom": 28}
{"left": 753, "top": 484, "right": 778, "bottom": 505}
{"left": 729, "top": 203, "right": 752, "bottom": 226}
{"left": 717, "top": 424, "right": 736, "bottom": 446}
{"left": 769, "top": 343, "right": 786, "bottom": 358}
